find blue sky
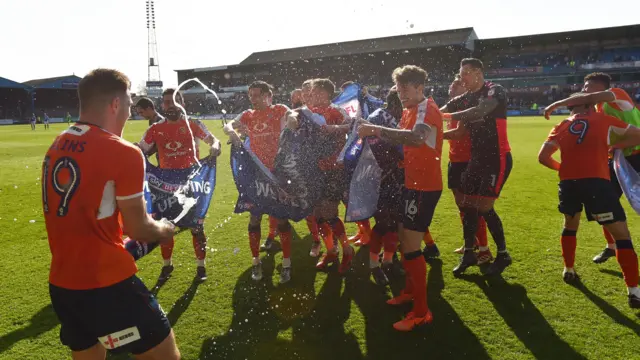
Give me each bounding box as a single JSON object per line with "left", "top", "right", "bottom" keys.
{"left": 0, "top": 0, "right": 637, "bottom": 89}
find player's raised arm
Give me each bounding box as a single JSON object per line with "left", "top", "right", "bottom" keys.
{"left": 443, "top": 92, "right": 500, "bottom": 123}
{"left": 544, "top": 91, "right": 617, "bottom": 120}
{"left": 610, "top": 124, "right": 640, "bottom": 150}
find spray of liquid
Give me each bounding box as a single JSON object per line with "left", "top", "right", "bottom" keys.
{"left": 168, "top": 78, "right": 226, "bottom": 223}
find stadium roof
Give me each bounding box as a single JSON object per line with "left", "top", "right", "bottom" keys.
{"left": 239, "top": 28, "right": 477, "bottom": 66}
{"left": 0, "top": 76, "right": 31, "bottom": 90}
{"left": 476, "top": 24, "right": 640, "bottom": 51}
{"left": 176, "top": 27, "right": 477, "bottom": 72}
{"left": 23, "top": 75, "right": 82, "bottom": 89}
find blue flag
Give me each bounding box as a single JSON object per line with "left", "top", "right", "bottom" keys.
{"left": 345, "top": 142, "right": 383, "bottom": 222}
{"left": 344, "top": 108, "right": 403, "bottom": 222}
{"left": 614, "top": 149, "right": 640, "bottom": 215}
{"left": 144, "top": 157, "right": 217, "bottom": 228}
{"left": 332, "top": 83, "right": 383, "bottom": 120}
{"left": 231, "top": 109, "right": 328, "bottom": 221}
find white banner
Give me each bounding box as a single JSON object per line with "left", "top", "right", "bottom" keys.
{"left": 0, "top": 119, "right": 15, "bottom": 125}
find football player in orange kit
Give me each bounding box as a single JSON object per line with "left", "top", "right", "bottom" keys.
{"left": 224, "top": 81, "right": 296, "bottom": 284}
{"left": 545, "top": 72, "right": 640, "bottom": 264}
{"left": 44, "top": 69, "right": 180, "bottom": 359}
{"left": 538, "top": 99, "right": 640, "bottom": 308}
{"left": 306, "top": 78, "right": 355, "bottom": 274}
{"left": 138, "top": 88, "right": 222, "bottom": 282}
{"left": 358, "top": 65, "right": 443, "bottom": 331}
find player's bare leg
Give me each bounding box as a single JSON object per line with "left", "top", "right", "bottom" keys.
{"left": 248, "top": 214, "right": 263, "bottom": 281}
{"left": 390, "top": 225, "right": 432, "bottom": 331}
{"left": 602, "top": 221, "right": 640, "bottom": 308}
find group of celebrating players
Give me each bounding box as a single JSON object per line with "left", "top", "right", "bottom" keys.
{"left": 40, "top": 57, "right": 640, "bottom": 358}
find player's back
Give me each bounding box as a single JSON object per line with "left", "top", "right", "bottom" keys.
{"left": 43, "top": 123, "right": 141, "bottom": 290}
{"left": 551, "top": 112, "right": 628, "bottom": 181}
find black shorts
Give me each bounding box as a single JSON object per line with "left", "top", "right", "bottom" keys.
{"left": 49, "top": 276, "right": 171, "bottom": 354}
{"left": 558, "top": 178, "right": 626, "bottom": 225}
{"left": 401, "top": 189, "right": 442, "bottom": 232}
{"left": 322, "top": 169, "right": 346, "bottom": 202}
{"left": 461, "top": 152, "right": 512, "bottom": 198}
{"left": 447, "top": 161, "right": 468, "bottom": 190}
{"left": 609, "top": 152, "right": 640, "bottom": 198}
{"left": 377, "top": 169, "right": 404, "bottom": 214}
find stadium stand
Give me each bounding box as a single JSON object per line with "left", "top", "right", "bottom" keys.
{"left": 2, "top": 25, "right": 640, "bottom": 123}
{"left": 176, "top": 24, "right": 640, "bottom": 118}
{"left": 0, "top": 77, "right": 31, "bottom": 124}
{"left": 23, "top": 75, "right": 81, "bottom": 121}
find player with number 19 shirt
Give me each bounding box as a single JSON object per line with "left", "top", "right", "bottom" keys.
{"left": 43, "top": 69, "right": 179, "bottom": 359}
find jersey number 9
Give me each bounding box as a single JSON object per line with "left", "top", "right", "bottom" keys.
{"left": 42, "top": 156, "right": 81, "bottom": 217}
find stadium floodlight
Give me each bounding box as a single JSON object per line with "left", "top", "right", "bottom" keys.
{"left": 146, "top": 0, "right": 162, "bottom": 94}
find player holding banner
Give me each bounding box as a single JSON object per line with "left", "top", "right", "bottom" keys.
{"left": 138, "top": 88, "right": 222, "bottom": 282}
{"left": 360, "top": 87, "right": 405, "bottom": 286}
{"left": 309, "top": 79, "right": 355, "bottom": 274}
{"left": 538, "top": 97, "right": 640, "bottom": 308}
{"left": 43, "top": 69, "right": 180, "bottom": 359}
{"left": 224, "top": 81, "right": 296, "bottom": 284}
{"left": 359, "top": 65, "right": 443, "bottom": 331}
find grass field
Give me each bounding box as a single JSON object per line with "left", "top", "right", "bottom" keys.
{"left": 0, "top": 117, "right": 639, "bottom": 360}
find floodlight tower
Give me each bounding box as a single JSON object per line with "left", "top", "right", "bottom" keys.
{"left": 146, "top": 0, "right": 162, "bottom": 96}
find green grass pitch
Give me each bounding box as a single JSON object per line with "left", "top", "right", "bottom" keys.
{"left": 0, "top": 117, "right": 639, "bottom": 360}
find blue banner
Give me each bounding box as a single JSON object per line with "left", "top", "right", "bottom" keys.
{"left": 144, "top": 157, "right": 217, "bottom": 228}
{"left": 614, "top": 149, "right": 640, "bottom": 215}
{"left": 231, "top": 109, "right": 328, "bottom": 221}
{"left": 332, "top": 83, "right": 383, "bottom": 120}
{"left": 345, "top": 142, "right": 382, "bottom": 222}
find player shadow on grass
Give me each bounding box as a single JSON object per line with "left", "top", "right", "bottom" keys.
{"left": 346, "top": 250, "right": 491, "bottom": 360}
{"left": 459, "top": 274, "right": 588, "bottom": 360}
{"left": 599, "top": 269, "right": 624, "bottom": 279}
{"left": 198, "top": 230, "right": 363, "bottom": 359}
{"left": 569, "top": 279, "right": 640, "bottom": 334}
{"left": 0, "top": 304, "right": 58, "bottom": 355}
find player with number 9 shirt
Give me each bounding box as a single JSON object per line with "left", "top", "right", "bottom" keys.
{"left": 537, "top": 98, "right": 640, "bottom": 308}
{"left": 42, "top": 69, "right": 180, "bottom": 359}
